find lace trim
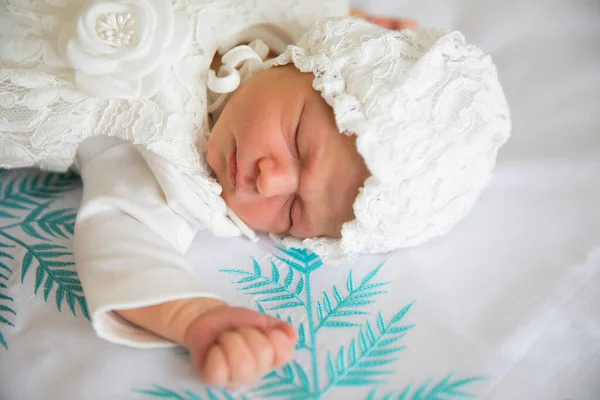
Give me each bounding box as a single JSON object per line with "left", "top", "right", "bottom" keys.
{"left": 207, "top": 25, "right": 291, "bottom": 117}
{"left": 268, "top": 18, "right": 511, "bottom": 263}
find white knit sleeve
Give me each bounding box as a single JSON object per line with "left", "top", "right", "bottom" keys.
{"left": 73, "top": 136, "right": 220, "bottom": 348}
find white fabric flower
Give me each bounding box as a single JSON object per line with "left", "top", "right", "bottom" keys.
{"left": 58, "top": 0, "right": 190, "bottom": 99}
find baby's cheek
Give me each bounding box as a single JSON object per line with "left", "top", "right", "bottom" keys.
{"left": 226, "top": 197, "right": 282, "bottom": 233}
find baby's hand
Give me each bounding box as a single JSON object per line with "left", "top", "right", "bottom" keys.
{"left": 184, "top": 305, "right": 297, "bottom": 386}
{"left": 350, "top": 8, "right": 419, "bottom": 31}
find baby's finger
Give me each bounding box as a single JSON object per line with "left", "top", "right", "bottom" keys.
{"left": 187, "top": 308, "right": 288, "bottom": 356}
{"left": 200, "top": 345, "right": 229, "bottom": 386}
{"left": 219, "top": 331, "right": 257, "bottom": 384}
{"left": 350, "top": 9, "right": 369, "bottom": 19}
{"left": 368, "top": 16, "right": 397, "bottom": 30}
{"left": 267, "top": 328, "right": 296, "bottom": 368}
{"left": 239, "top": 328, "right": 276, "bottom": 373}
{"left": 275, "top": 321, "right": 298, "bottom": 341}
{"left": 396, "top": 18, "right": 419, "bottom": 30}
{"left": 259, "top": 313, "right": 295, "bottom": 333}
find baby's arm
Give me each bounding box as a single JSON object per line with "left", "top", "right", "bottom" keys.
{"left": 118, "top": 301, "right": 296, "bottom": 385}
{"left": 74, "top": 136, "right": 296, "bottom": 384}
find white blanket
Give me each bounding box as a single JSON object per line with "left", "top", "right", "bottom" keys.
{"left": 1, "top": 0, "right": 599, "bottom": 399}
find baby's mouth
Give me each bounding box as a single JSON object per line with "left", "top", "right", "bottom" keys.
{"left": 228, "top": 148, "right": 237, "bottom": 190}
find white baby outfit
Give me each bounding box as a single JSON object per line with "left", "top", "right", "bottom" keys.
{"left": 0, "top": 0, "right": 348, "bottom": 346}
{"left": 0, "top": 0, "right": 510, "bottom": 347}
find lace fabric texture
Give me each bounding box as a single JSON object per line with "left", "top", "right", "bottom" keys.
{"left": 269, "top": 18, "right": 512, "bottom": 263}
{"left": 0, "top": 2, "right": 509, "bottom": 262}
{"left": 0, "top": 0, "right": 347, "bottom": 230}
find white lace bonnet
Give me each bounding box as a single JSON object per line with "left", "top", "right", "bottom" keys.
{"left": 212, "top": 17, "right": 511, "bottom": 262}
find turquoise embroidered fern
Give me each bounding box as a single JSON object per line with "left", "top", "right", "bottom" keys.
{"left": 365, "top": 374, "right": 486, "bottom": 400}
{"left": 138, "top": 248, "right": 485, "bottom": 399}
{"left": 0, "top": 170, "right": 486, "bottom": 397}
{"left": 135, "top": 386, "right": 249, "bottom": 400}
{"left": 0, "top": 241, "right": 16, "bottom": 349}
{"left": 0, "top": 170, "right": 88, "bottom": 350}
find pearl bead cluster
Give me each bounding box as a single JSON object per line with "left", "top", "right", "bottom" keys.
{"left": 95, "top": 12, "right": 137, "bottom": 47}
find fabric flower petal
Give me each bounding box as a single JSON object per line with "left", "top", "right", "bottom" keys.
{"left": 60, "top": 0, "right": 190, "bottom": 99}
{"left": 77, "top": 2, "right": 132, "bottom": 56}
{"left": 65, "top": 40, "right": 119, "bottom": 76}
{"left": 147, "top": 0, "right": 174, "bottom": 45}
{"left": 137, "top": 62, "right": 171, "bottom": 99}
{"left": 166, "top": 14, "right": 191, "bottom": 61}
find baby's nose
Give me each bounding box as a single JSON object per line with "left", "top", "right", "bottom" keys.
{"left": 256, "top": 158, "right": 298, "bottom": 198}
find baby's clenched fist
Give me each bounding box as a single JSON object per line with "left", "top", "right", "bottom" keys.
{"left": 184, "top": 305, "right": 297, "bottom": 386}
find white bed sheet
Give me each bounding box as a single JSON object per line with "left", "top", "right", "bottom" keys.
{"left": 1, "top": 0, "right": 599, "bottom": 399}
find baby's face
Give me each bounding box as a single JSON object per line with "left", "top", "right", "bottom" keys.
{"left": 207, "top": 65, "right": 370, "bottom": 239}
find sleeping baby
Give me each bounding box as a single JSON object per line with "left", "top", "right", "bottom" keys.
{"left": 0, "top": 0, "right": 510, "bottom": 387}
